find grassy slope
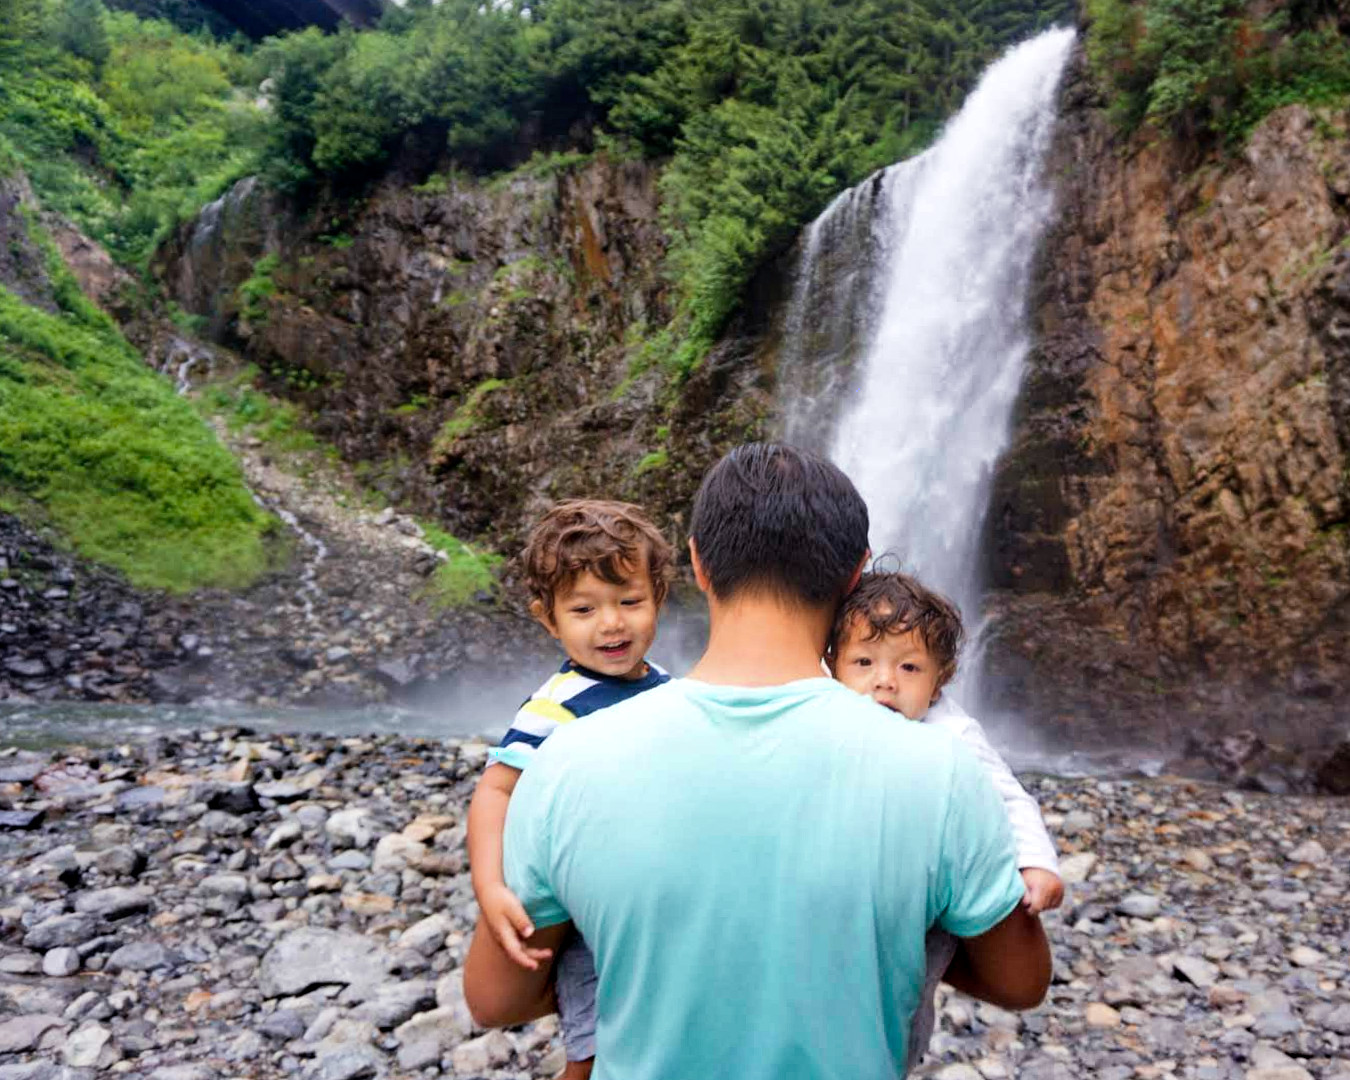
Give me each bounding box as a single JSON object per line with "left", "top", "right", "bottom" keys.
{"left": 0, "top": 212, "right": 273, "bottom": 593}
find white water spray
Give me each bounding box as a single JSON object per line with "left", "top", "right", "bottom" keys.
{"left": 780, "top": 28, "right": 1075, "bottom": 696}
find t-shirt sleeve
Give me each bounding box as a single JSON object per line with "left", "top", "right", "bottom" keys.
{"left": 501, "top": 758, "right": 570, "bottom": 929}
{"left": 935, "top": 740, "right": 1027, "bottom": 938}
{"left": 488, "top": 695, "right": 575, "bottom": 772}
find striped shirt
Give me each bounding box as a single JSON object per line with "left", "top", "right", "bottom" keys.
{"left": 488, "top": 659, "right": 670, "bottom": 771}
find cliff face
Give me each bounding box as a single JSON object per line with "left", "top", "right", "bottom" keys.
{"left": 985, "top": 52, "right": 1350, "bottom": 774}
{"left": 156, "top": 160, "right": 770, "bottom": 554}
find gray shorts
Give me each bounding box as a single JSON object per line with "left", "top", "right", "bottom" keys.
{"left": 555, "top": 934, "right": 598, "bottom": 1061}
{"left": 908, "top": 927, "right": 959, "bottom": 1072}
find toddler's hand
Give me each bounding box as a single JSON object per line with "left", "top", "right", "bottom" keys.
{"left": 480, "top": 882, "right": 552, "bottom": 970}
{"left": 1020, "top": 868, "right": 1064, "bottom": 915}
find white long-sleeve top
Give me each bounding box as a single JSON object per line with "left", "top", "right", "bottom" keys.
{"left": 925, "top": 696, "right": 1060, "bottom": 874}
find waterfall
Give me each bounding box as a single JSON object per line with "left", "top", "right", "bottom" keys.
{"left": 778, "top": 28, "right": 1075, "bottom": 699}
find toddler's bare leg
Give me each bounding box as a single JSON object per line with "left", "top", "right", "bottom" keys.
{"left": 560, "top": 1060, "right": 594, "bottom": 1080}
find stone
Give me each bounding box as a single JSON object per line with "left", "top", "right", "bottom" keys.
{"left": 23, "top": 913, "right": 98, "bottom": 950}
{"left": 259, "top": 929, "right": 392, "bottom": 999}
{"left": 1246, "top": 1070, "right": 1312, "bottom": 1080}
{"left": 935, "top": 1067, "right": 983, "bottom": 1080}
{"left": 351, "top": 980, "right": 436, "bottom": 1029}
{"left": 63, "top": 1021, "right": 116, "bottom": 1068}
{"left": 1181, "top": 847, "right": 1214, "bottom": 872}
{"left": 199, "top": 872, "right": 250, "bottom": 913}
{"left": 450, "top": 1030, "right": 513, "bottom": 1074}
{"left": 260, "top": 1008, "right": 308, "bottom": 1041}
{"left": 0, "top": 1015, "right": 65, "bottom": 1053}
{"left": 394, "top": 1006, "right": 475, "bottom": 1070}
{"left": 328, "top": 850, "right": 371, "bottom": 872}
{"left": 148, "top": 1067, "right": 215, "bottom": 1080}
{"left": 326, "top": 808, "right": 374, "bottom": 849}
{"left": 0, "top": 809, "right": 45, "bottom": 829}
{"left": 265, "top": 820, "right": 304, "bottom": 849}
{"left": 1173, "top": 954, "right": 1220, "bottom": 987}
{"left": 371, "top": 832, "right": 426, "bottom": 873}
{"left": 106, "top": 941, "right": 178, "bottom": 972}
{"left": 396, "top": 913, "right": 449, "bottom": 956}
{"left": 342, "top": 892, "right": 395, "bottom": 916}
{"left": 1257, "top": 889, "right": 1308, "bottom": 911}
{"left": 1117, "top": 893, "right": 1162, "bottom": 919}
{"left": 73, "top": 885, "right": 151, "bottom": 919}
{"left": 1059, "top": 809, "right": 1096, "bottom": 836}
{"left": 1085, "top": 1003, "right": 1122, "bottom": 1028}
{"left": 1287, "top": 839, "right": 1326, "bottom": 864}
{"left": 1287, "top": 945, "right": 1323, "bottom": 967}
{"left": 42, "top": 946, "right": 80, "bottom": 977}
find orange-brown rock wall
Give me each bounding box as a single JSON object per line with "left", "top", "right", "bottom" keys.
{"left": 986, "top": 52, "right": 1350, "bottom": 778}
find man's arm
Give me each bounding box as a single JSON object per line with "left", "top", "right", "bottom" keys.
{"left": 943, "top": 906, "right": 1051, "bottom": 1009}
{"left": 464, "top": 916, "right": 572, "bottom": 1027}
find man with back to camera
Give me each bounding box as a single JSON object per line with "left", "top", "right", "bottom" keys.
{"left": 465, "top": 443, "right": 1051, "bottom": 1078}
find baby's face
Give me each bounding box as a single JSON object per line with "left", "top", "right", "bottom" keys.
{"left": 541, "top": 568, "right": 659, "bottom": 680}
{"left": 830, "top": 623, "right": 941, "bottom": 720}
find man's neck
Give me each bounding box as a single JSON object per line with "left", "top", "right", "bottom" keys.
{"left": 687, "top": 591, "right": 833, "bottom": 687}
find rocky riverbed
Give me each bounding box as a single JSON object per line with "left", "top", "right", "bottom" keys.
{"left": 0, "top": 730, "right": 1345, "bottom": 1080}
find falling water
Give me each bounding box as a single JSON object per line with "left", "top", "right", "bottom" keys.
{"left": 778, "top": 28, "right": 1075, "bottom": 698}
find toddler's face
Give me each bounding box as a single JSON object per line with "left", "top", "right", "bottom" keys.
{"left": 540, "top": 567, "right": 659, "bottom": 680}
{"left": 830, "top": 622, "right": 941, "bottom": 720}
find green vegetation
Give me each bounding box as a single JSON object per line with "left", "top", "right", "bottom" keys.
{"left": 250, "top": 0, "right": 1071, "bottom": 370}
{"left": 634, "top": 448, "right": 669, "bottom": 476}
{"left": 0, "top": 0, "right": 265, "bottom": 269}
{"left": 418, "top": 520, "right": 503, "bottom": 609}
{"left": 0, "top": 221, "right": 271, "bottom": 592}
{"left": 435, "top": 378, "right": 509, "bottom": 448}
{"left": 1086, "top": 0, "right": 1350, "bottom": 141}
{"left": 198, "top": 365, "right": 324, "bottom": 455}
{"left": 237, "top": 253, "right": 280, "bottom": 323}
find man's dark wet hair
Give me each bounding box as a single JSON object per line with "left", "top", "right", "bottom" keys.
{"left": 690, "top": 443, "right": 869, "bottom": 607}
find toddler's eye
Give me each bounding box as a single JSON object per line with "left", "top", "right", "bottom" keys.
{"left": 901, "top": 663, "right": 921, "bottom": 674}
{"left": 571, "top": 606, "right": 593, "bottom": 615}
{"left": 621, "top": 598, "right": 645, "bottom": 606}
{"left": 855, "top": 657, "right": 872, "bottom": 667}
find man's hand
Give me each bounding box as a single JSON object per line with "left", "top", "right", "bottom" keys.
{"left": 1020, "top": 868, "right": 1064, "bottom": 915}
{"left": 480, "top": 881, "right": 550, "bottom": 970}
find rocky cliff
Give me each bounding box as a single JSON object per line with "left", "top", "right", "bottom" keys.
{"left": 984, "top": 50, "right": 1350, "bottom": 785}
{"left": 156, "top": 160, "right": 770, "bottom": 558}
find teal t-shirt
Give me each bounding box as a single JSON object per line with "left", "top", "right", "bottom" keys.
{"left": 504, "top": 676, "right": 1025, "bottom": 1080}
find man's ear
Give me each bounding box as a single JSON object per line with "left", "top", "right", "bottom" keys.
{"left": 688, "top": 538, "right": 711, "bottom": 594}
{"left": 845, "top": 549, "right": 870, "bottom": 594}
{"left": 529, "top": 598, "right": 559, "bottom": 638}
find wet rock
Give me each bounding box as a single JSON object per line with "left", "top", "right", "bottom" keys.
{"left": 73, "top": 885, "right": 151, "bottom": 919}
{"left": 326, "top": 808, "right": 375, "bottom": 850}
{"left": 0, "top": 1014, "right": 65, "bottom": 1053}
{"left": 62, "top": 1021, "right": 116, "bottom": 1068}
{"left": 42, "top": 946, "right": 80, "bottom": 977}
{"left": 259, "top": 929, "right": 392, "bottom": 999}
{"left": 1116, "top": 892, "right": 1161, "bottom": 919}
{"left": 24, "top": 913, "right": 98, "bottom": 950}
{"left": 106, "top": 941, "right": 178, "bottom": 972}
{"left": 394, "top": 1006, "right": 474, "bottom": 1071}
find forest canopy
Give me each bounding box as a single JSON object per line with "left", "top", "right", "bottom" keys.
{"left": 6, "top": 0, "right": 1349, "bottom": 357}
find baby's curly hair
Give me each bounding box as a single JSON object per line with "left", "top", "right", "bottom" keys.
{"left": 522, "top": 499, "right": 675, "bottom": 617}
{"left": 827, "top": 571, "right": 965, "bottom": 692}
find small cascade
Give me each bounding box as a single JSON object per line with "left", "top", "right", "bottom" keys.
{"left": 256, "top": 497, "right": 329, "bottom": 625}
{"left": 776, "top": 28, "right": 1076, "bottom": 701}
{"left": 157, "top": 335, "right": 213, "bottom": 394}
{"left": 155, "top": 330, "right": 329, "bottom": 626}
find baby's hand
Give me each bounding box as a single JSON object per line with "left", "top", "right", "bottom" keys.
{"left": 480, "top": 882, "right": 552, "bottom": 970}
{"left": 1020, "top": 868, "right": 1064, "bottom": 915}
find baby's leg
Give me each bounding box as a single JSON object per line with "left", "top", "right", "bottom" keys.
{"left": 907, "top": 927, "right": 960, "bottom": 1072}
{"left": 555, "top": 933, "right": 598, "bottom": 1077}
